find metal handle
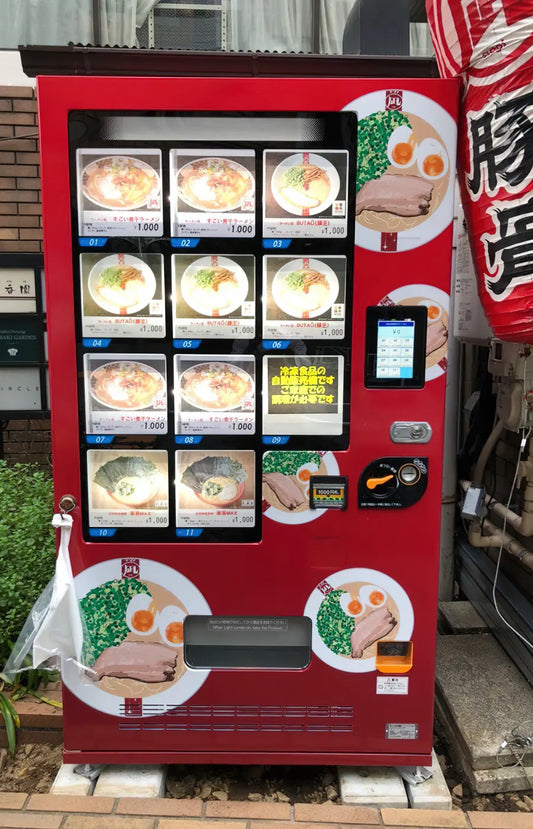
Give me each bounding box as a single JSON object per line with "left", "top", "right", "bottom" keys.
{"left": 58, "top": 494, "right": 77, "bottom": 514}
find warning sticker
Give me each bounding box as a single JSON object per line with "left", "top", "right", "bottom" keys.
{"left": 376, "top": 676, "right": 409, "bottom": 695}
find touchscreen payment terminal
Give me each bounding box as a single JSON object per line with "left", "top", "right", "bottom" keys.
{"left": 364, "top": 306, "right": 427, "bottom": 389}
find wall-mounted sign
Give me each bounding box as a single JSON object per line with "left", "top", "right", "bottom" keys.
{"left": 0, "top": 268, "right": 36, "bottom": 313}
{"left": 0, "top": 366, "right": 42, "bottom": 410}
{"left": 0, "top": 317, "right": 42, "bottom": 363}
{"left": 0, "top": 254, "right": 48, "bottom": 418}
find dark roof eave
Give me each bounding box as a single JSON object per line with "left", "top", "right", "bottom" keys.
{"left": 19, "top": 45, "right": 439, "bottom": 78}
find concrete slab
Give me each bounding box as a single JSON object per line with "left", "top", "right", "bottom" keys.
{"left": 338, "top": 765, "right": 408, "bottom": 808}
{"left": 403, "top": 750, "right": 452, "bottom": 810}
{"left": 50, "top": 764, "right": 93, "bottom": 796}
{"left": 93, "top": 765, "right": 167, "bottom": 798}
{"left": 436, "top": 696, "right": 533, "bottom": 795}
{"left": 438, "top": 601, "right": 488, "bottom": 634}
{"left": 435, "top": 634, "right": 533, "bottom": 771}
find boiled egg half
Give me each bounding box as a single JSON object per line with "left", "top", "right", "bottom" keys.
{"left": 339, "top": 592, "right": 365, "bottom": 618}
{"left": 296, "top": 461, "right": 319, "bottom": 497}
{"left": 126, "top": 593, "right": 159, "bottom": 636}
{"left": 417, "top": 137, "right": 448, "bottom": 180}
{"left": 159, "top": 605, "right": 186, "bottom": 647}
{"left": 359, "top": 584, "right": 387, "bottom": 609}
{"left": 387, "top": 125, "right": 417, "bottom": 168}
{"left": 418, "top": 299, "right": 442, "bottom": 321}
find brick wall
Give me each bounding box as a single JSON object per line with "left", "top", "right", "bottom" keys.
{"left": 1, "top": 418, "right": 51, "bottom": 470}
{"left": 0, "top": 84, "right": 50, "bottom": 468}
{"left": 0, "top": 85, "right": 42, "bottom": 252}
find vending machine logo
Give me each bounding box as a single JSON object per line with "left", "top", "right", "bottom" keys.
{"left": 385, "top": 90, "right": 403, "bottom": 110}
{"left": 121, "top": 558, "right": 140, "bottom": 578}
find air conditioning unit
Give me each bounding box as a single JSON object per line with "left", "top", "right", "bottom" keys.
{"left": 138, "top": 0, "right": 227, "bottom": 51}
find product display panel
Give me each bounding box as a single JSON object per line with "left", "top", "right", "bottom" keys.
{"left": 68, "top": 110, "right": 356, "bottom": 544}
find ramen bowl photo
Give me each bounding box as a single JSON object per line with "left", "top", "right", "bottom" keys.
{"left": 180, "top": 256, "right": 248, "bottom": 317}
{"left": 271, "top": 153, "right": 340, "bottom": 216}
{"left": 195, "top": 478, "right": 246, "bottom": 507}
{"left": 93, "top": 456, "right": 162, "bottom": 507}
{"left": 177, "top": 157, "right": 254, "bottom": 212}
{"left": 87, "top": 254, "right": 156, "bottom": 316}
{"left": 180, "top": 362, "right": 253, "bottom": 412}
{"left": 272, "top": 258, "right": 339, "bottom": 319}
{"left": 82, "top": 156, "right": 160, "bottom": 210}
{"left": 180, "top": 455, "right": 248, "bottom": 508}
{"left": 89, "top": 361, "right": 164, "bottom": 410}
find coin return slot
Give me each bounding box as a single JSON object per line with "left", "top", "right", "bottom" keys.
{"left": 184, "top": 616, "right": 312, "bottom": 670}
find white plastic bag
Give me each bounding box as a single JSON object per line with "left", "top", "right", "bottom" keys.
{"left": 3, "top": 513, "right": 84, "bottom": 681}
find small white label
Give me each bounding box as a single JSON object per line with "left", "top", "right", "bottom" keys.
{"left": 376, "top": 676, "right": 408, "bottom": 695}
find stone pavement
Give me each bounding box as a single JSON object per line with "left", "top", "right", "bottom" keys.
{"left": 0, "top": 794, "right": 532, "bottom": 829}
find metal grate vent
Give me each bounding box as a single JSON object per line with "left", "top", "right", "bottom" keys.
{"left": 119, "top": 702, "right": 354, "bottom": 733}
{"left": 137, "top": 0, "right": 226, "bottom": 51}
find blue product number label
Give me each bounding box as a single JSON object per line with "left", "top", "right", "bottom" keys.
{"left": 262, "top": 340, "right": 290, "bottom": 350}
{"left": 171, "top": 238, "right": 200, "bottom": 248}
{"left": 262, "top": 239, "right": 291, "bottom": 249}
{"left": 86, "top": 435, "right": 114, "bottom": 445}
{"left": 175, "top": 436, "right": 203, "bottom": 445}
{"left": 176, "top": 528, "right": 203, "bottom": 538}
{"left": 82, "top": 338, "right": 111, "bottom": 348}
{"left": 263, "top": 436, "right": 290, "bottom": 445}
{"left": 89, "top": 528, "right": 117, "bottom": 537}
{"left": 174, "top": 339, "right": 202, "bottom": 349}
{"left": 79, "top": 237, "right": 108, "bottom": 247}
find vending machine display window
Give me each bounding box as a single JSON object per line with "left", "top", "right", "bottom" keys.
{"left": 68, "top": 110, "right": 356, "bottom": 544}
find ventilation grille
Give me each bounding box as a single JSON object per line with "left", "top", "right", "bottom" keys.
{"left": 119, "top": 703, "right": 354, "bottom": 733}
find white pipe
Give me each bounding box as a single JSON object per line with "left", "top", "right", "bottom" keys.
{"left": 462, "top": 427, "right": 533, "bottom": 537}
{"left": 467, "top": 519, "right": 533, "bottom": 573}
{"left": 472, "top": 418, "right": 505, "bottom": 485}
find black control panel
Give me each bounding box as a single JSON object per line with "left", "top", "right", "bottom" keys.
{"left": 358, "top": 456, "right": 428, "bottom": 508}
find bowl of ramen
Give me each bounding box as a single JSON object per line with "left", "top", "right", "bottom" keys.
{"left": 177, "top": 157, "right": 254, "bottom": 212}
{"left": 271, "top": 153, "right": 340, "bottom": 216}
{"left": 181, "top": 455, "right": 247, "bottom": 507}
{"left": 89, "top": 361, "right": 164, "bottom": 410}
{"left": 272, "top": 258, "right": 339, "bottom": 318}
{"left": 81, "top": 156, "right": 160, "bottom": 210}
{"left": 88, "top": 254, "right": 156, "bottom": 315}
{"left": 180, "top": 256, "right": 248, "bottom": 317}
{"left": 93, "top": 455, "right": 161, "bottom": 507}
{"left": 180, "top": 362, "right": 253, "bottom": 412}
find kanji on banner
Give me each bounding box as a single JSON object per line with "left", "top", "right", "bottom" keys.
{"left": 426, "top": 0, "right": 533, "bottom": 342}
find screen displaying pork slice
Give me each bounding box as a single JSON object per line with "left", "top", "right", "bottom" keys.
{"left": 262, "top": 472, "right": 306, "bottom": 510}
{"left": 426, "top": 319, "right": 448, "bottom": 356}
{"left": 93, "top": 641, "right": 178, "bottom": 682}
{"left": 350, "top": 605, "right": 397, "bottom": 659}
{"left": 356, "top": 174, "right": 433, "bottom": 217}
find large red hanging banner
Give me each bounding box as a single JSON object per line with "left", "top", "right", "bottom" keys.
{"left": 426, "top": 0, "right": 533, "bottom": 342}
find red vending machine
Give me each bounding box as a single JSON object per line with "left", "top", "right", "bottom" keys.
{"left": 38, "top": 73, "right": 458, "bottom": 765}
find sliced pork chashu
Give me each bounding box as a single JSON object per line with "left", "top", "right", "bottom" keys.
{"left": 93, "top": 640, "right": 177, "bottom": 682}
{"left": 356, "top": 174, "right": 433, "bottom": 217}
{"left": 262, "top": 472, "right": 306, "bottom": 510}
{"left": 350, "top": 605, "right": 397, "bottom": 659}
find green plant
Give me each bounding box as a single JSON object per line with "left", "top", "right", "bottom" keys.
{"left": 0, "top": 461, "right": 56, "bottom": 669}
{"left": 0, "top": 689, "right": 20, "bottom": 754}
{"left": 0, "top": 663, "right": 62, "bottom": 755}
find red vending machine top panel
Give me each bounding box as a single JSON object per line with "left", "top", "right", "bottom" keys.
{"left": 38, "top": 76, "right": 458, "bottom": 765}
